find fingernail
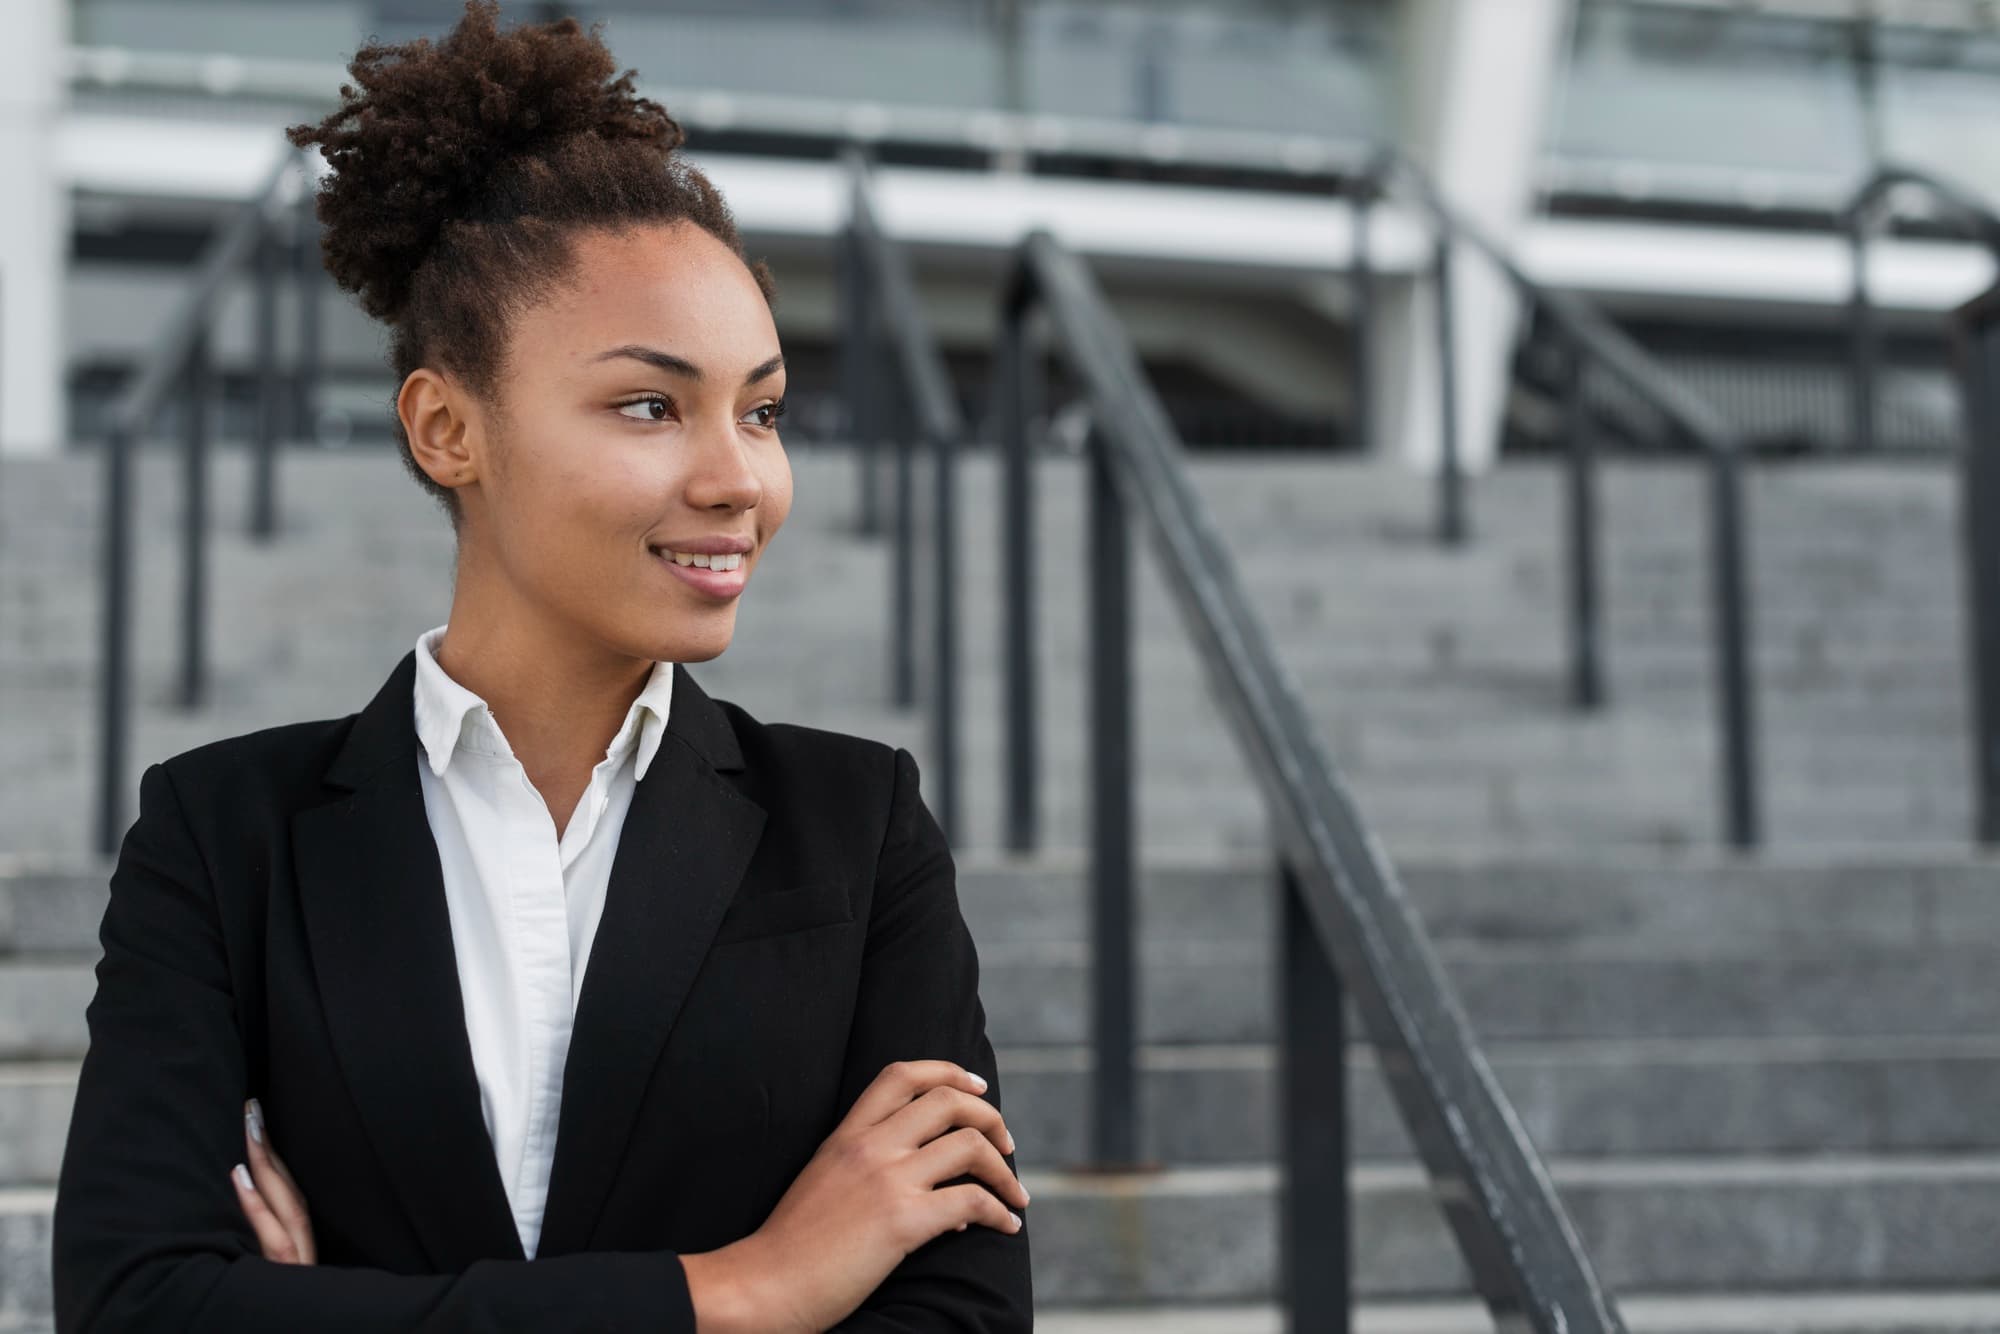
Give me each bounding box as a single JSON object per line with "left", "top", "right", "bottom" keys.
{"left": 1003, "top": 1130, "right": 1017, "bottom": 1153}
{"left": 1008, "top": 1211, "right": 1022, "bottom": 1231}
{"left": 967, "top": 1071, "right": 987, "bottom": 1091}
{"left": 246, "top": 1099, "right": 264, "bottom": 1146}
{"left": 233, "top": 1163, "right": 253, "bottom": 1192}
{"left": 1020, "top": 1184, "right": 1031, "bottom": 1203}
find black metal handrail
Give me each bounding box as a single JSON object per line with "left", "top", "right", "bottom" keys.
{"left": 1351, "top": 147, "right": 1763, "bottom": 848}
{"left": 837, "top": 147, "right": 964, "bottom": 845}
{"left": 94, "top": 142, "right": 320, "bottom": 854}
{"left": 1846, "top": 164, "right": 2000, "bottom": 457}
{"left": 1843, "top": 163, "right": 2000, "bottom": 844}
{"left": 995, "top": 227, "right": 1627, "bottom": 1332}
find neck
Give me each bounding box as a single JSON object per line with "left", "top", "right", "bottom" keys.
{"left": 432, "top": 588, "right": 655, "bottom": 789}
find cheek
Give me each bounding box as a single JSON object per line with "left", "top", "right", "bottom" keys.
{"left": 761, "top": 453, "right": 795, "bottom": 526}
{"left": 500, "top": 442, "right": 656, "bottom": 573}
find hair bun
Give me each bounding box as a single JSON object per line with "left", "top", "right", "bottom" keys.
{"left": 285, "top": 0, "right": 685, "bottom": 323}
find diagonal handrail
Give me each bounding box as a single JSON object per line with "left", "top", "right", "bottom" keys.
{"left": 1366, "top": 147, "right": 1746, "bottom": 451}
{"left": 1356, "top": 146, "right": 1763, "bottom": 849}
{"left": 999, "top": 226, "right": 1628, "bottom": 1332}
{"left": 838, "top": 148, "right": 965, "bottom": 844}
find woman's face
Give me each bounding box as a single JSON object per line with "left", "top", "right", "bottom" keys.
{"left": 430, "top": 219, "right": 792, "bottom": 666}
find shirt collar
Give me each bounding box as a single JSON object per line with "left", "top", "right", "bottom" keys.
{"left": 411, "top": 623, "right": 675, "bottom": 781}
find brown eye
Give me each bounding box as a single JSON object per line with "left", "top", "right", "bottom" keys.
{"left": 616, "top": 394, "right": 673, "bottom": 422}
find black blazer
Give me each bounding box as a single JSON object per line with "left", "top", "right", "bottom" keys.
{"left": 51, "top": 648, "right": 1033, "bottom": 1332}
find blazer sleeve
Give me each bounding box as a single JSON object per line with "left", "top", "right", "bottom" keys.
{"left": 828, "top": 746, "right": 1035, "bottom": 1333}
{"left": 50, "top": 760, "right": 698, "bottom": 1334}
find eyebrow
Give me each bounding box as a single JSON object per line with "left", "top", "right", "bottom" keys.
{"left": 590, "top": 345, "right": 785, "bottom": 388}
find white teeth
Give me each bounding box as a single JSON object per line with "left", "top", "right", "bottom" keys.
{"left": 659, "top": 549, "right": 742, "bottom": 571}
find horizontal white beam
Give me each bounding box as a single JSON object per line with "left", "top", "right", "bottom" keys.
{"left": 59, "top": 110, "right": 1997, "bottom": 316}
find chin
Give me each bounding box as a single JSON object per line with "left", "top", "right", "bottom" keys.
{"left": 661, "top": 623, "right": 735, "bottom": 664}
{"left": 672, "top": 640, "right": 731, "bottom": 664}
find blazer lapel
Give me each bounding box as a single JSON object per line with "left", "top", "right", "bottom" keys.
{"left": 291, "top": 648, "right": 526, "bottom": 1269}
{"left": 534, "top": 661, "right": 767, "bottom": 1256}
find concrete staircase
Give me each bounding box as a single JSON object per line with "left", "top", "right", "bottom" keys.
{"left": 3, "top": 443, "right": 1998, "bottom": 1330}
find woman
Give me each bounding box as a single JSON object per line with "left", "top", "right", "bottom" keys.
{"left": 49, "top": 4, "right": 1032, "bottom": 1330}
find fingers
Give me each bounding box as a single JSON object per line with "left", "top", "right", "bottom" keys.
{"left": 246, "top": 1098, "right": 302, "bottom": 1196}
{"left": 910, "top": 1124, "right": 1032, "bottom": 1213}
{"left": 882, "top": 1083, "right": 1016, "bottom": 1162}
{"left": 241, "top": 1098, "right": 316, "bottom": 1264}
{"left": 231, "top": 1161, "right": 306, "bottom": 1263}
{"left": 925, "top": 1181, "right": 1025, "bottom": 1239}
{"left": 844, "top": 1060, "right": 989, "bottom": 1130}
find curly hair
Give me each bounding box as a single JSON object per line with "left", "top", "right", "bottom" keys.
{"left": 284, "top": 0, "right": 777, "bottom": 526}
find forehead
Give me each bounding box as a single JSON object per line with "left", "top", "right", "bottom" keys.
{"left": 530, "top": 221, "right": 776, "bottom": 369}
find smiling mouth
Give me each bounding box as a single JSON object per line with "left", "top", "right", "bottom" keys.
{"left": 649, "top": 546, "right": 747, "bottom": 571}
{"left": 649, "top": 547, "right": 750, "bottom": 598}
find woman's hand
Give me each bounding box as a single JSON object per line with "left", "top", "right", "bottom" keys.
{"left": 685, "top": 1060, "right": 1028, "bottom": 1334}
{"left": 230, "top": 1097, "right": 317, "bottom": 1265}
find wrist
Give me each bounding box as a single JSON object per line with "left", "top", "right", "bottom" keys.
{"left": 681, "top": 1234, "right": 784, "bottom": 1334}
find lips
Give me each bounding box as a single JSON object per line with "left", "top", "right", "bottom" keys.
{"left": 653, "top": 546, "right": 749, "bottom": 600}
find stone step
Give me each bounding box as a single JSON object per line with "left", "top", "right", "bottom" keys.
{"left": 13, "top": 853, "right": 1996, "bottom": 958}
{"left": 5, "top": 1155, "right": 1999, "bottom": 1308}
{"left": 14, "top": 445, "right": 1951, "bottom": 529}
{"left": 958, "top": 855, "right": 2000, "bottom": 955}
{"left": 5, "top": 663, "right": 1976, "bottom": 749}
{"left": 1018, "top": 1155, "right": 2000, "bottom": 1301}
{"left": 1003, "top": 1034, "right": 2000, "bottom": 1166}
{"left": 2, "top": 1035, "right": 1996, "bottom": 1185}
{"left": 3, "top": 620, "right": 1973, "bottom": 684}
{"left": 4, "top": 1270, "right": 1998, "bottom": 1332}
{"left": 967, "top": 941, "right": 2000, "bottom": 1047}
{"left": 938, "top": 784, "right": 1976, "bottom": 858}
{"left": 5, "top": 939, "right": 1995, "bottom": 1058}
{"left": 1031, "top": 1292, "right": 2000, "bottom": 1334}
{"left": 1, "top": 459, "right": 1964, "bottom": 610}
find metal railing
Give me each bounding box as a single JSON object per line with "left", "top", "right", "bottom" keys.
{"left": 1845, "top": 165, "right": 2000, "bottom": 456}
{"left": 1350, "top": 147, "right": 1763, "bottom": 848}
{"left": 94, "top": 142, "right": 321, "bottom": 854}
{"left": 1844, "top": 163, "right": 2000, "bottom": 844}
{"left": 990, "top": 227, "right": 1626, "bottom": 1332}
{"left": 836, "top": 147, "right": 965, "bottom": 845}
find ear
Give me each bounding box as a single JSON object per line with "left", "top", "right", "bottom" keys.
{"left": 399, "top": 366, "right": 483, "bottom": 491}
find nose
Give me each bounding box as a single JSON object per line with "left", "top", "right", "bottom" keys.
{"left": 683, "top": 418, "right": 763, "bottom": 515}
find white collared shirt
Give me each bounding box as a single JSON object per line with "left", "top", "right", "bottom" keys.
{"left": 410, "top": 622, "right": 674, "bottom": 1259}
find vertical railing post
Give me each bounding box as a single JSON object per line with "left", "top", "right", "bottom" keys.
{"left": 1433, "top": 233, "right": 1468, "bottom": 545}
{"left": 999, "top": 266, "right": 1039, "bottom": 853}
{"left": 96, "top": 421, "right": 135, "bottom": 856}
{"left": 1348, "top": 181, "right": 1375, "bottom": 454}
{"left": 839, "top": 216, "right": 876, "bottom": 538}
{"left": 1848, "top": 204, "right": 1879, "bottom": 454}
{"left": 842, "top": 148, "right": 885, "bottom": 540}
{"left": 1086, "top": 423, "right": 1137, "bottom": 1169}
{"left": 890, "top": 366, "right": 916, "bottom": 710}
{"left": 1557, "top": 336, "right": 1606, "bottom": 710}
{"left": 293, "top": 180, "right": 322, "bottom": 445}
{"left": 179, "top": 327, "right": 211, "bottom": 711}
{"left": 1277, "top": 859, "right": 1350, "bottom": 1334}
{"left": 1709, "top": 443, "right": 1761, "bottom": 848}
{"left": 1954, "top": 281, "right": 2000, "bottom": 845}
{"left": 863, "top": 254, "right": 885, "bottom": 540}
{"left": 250, "top": 211, "right": 282, "bottom": 539}
{"left": 931, "top": 407, "right": 961, "bottom": 847}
